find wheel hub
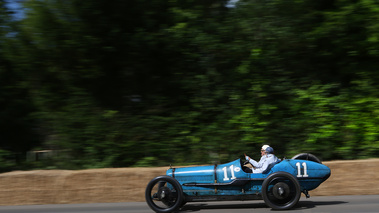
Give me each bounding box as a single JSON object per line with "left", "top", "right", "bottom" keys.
{"left": 272, "top": 182, "right": 290, "bottom": 199}
{"left": 158, "top": 187, "right": 171, "bottom": 201}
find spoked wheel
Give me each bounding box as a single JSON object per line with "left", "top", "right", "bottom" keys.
{"left": 145, "top": 175, "right": 184, "bottom": 213}
{"left": 262, "top": 172, "right": 301, "bottom": 210}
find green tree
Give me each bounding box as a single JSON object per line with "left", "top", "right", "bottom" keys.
{"left": 1, "top": 0, "right": 40, "bottom": 171}
{"left": 3, "top": 0, "right": 379, "bottom": 171}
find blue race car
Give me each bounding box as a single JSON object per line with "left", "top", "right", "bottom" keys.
{"left": 145, "top": 153, "right": 331, "bottom": 213}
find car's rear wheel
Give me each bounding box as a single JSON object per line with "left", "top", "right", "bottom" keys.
{"left": 291, "top": 153, "right": 322, "bottom": 164}
{"left": 145, "top": 175, "right": 184, "bottom": 213}
{"left": 262, "top": 172, "right": 301, "bottom": 210}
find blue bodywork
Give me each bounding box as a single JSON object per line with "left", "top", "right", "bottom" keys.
{"left": 166, "top": 158, "right": 330, "bottom": 201}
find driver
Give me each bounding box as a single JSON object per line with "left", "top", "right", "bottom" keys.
{"left": 244, "top": 145, "right": 279, "bottom": 173}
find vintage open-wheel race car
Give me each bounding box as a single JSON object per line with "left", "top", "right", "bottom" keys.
{"left": 145, "top": 153, "right": 331, "bottom": 213}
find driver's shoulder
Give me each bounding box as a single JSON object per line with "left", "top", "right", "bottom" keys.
{"left": 266, "top": 154, "right": 277, "bottom": 160}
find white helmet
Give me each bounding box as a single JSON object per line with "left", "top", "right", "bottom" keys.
{"left": 262, "top": 145, "right": 270, "bottom": 151}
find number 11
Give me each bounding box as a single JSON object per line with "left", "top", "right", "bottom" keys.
{"left": 222, "top": 165, "right": 237, "bottom": 181}
{"left": 296, "top": 162, "right": 309, "bottom": 177}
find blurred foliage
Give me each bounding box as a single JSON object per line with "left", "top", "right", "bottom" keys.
{"left": 1, "top": 0, "right": 379, "bottom": 171}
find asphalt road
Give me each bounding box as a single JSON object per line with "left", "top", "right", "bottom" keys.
{"left": 0, "top": 195, "right": 378, "bottom": 213}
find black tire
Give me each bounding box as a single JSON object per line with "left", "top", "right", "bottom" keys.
{"left": 145, "top": 175, "right": 184, "bottom": 213}
{"left": 291, "top": 153, "right": 322, "bottom": 164}
{"left": 262, "top": 172, "right": 301, "bottom": 210}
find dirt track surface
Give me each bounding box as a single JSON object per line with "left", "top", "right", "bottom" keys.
{"left": 0, "top": 159, "right": 378, "bottom": 206}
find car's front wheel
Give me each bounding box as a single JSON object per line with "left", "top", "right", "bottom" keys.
{"left": 261, "top": 172, "right": 301, "bottom": 210}
{"left": 145, "top": 175, "right": 184, "bottom": 213}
